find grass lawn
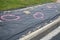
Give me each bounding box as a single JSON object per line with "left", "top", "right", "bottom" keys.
{"left": 0, "top": 0, "right": 56, "bottom": 10}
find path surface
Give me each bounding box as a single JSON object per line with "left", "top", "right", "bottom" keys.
{"left": 40, "top": 26, "right": 60, "bottom": 40}
{"left": 56, "top": 0, "right": 60, "bottom": 3}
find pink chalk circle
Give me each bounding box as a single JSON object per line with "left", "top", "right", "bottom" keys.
{"left": 33, "top": 12, "right": 44, "bottom": 19}
{"left": 1, "top": 14, "right": 20, "bottom": 21}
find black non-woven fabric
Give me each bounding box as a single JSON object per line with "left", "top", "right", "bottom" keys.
{"left": 0, "top": 3, "right": 60, "bottom": 40}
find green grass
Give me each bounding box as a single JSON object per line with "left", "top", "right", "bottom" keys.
{"left": 0, "top": 0, "right": 56, "bottom": 10}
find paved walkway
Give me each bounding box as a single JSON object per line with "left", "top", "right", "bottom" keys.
{"left": 40, "top": 26, "right": 60, "bottom": 40}
{"left": 56, "top": 0, "right": 60, "bottom": 3}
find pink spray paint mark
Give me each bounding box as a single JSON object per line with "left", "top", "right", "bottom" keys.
{"left": 33, "top": 12, "right": 44, "bottom": 19}
{"left": 1, "top": 14, "right": 20, "bottom": 21}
